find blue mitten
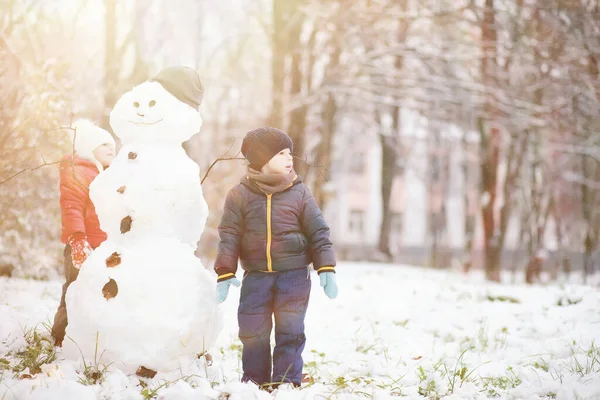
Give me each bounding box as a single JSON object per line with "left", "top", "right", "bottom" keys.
{"left": 319, "top": 272, "right": 338, "bottom": 299}
{"left": 216, "top": 277, "right": 241, "bottom": 303}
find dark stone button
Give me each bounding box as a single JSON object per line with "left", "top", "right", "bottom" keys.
{"left": 105, "top": 252, "right": 121, "bottom": 268}
{"left": 120, "top": 216, "right": 132, "bottom": 233}
{"left": 102, "top": 278, "right": 118, "bottom": 300}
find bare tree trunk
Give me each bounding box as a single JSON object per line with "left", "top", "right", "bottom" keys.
{"left": 313, "top": 91, "right": 337, "bottom": 207}
{"left": 377, "top": 8, "right": 407, "bottom": 258}
{"left": 129, "top": 0, "right": 149, "bottom": 85}
{"left": 581, "top": 52, "right": 600, "bottom": 281}
{"left": 287, "top": 28, "right": 308, "bottom": 177}
{"left": 272, "top": 0, "right": 309, "bottom": 176}
{"left": 428, "top": 160, "right": 437, "bottom": 269}
{"left": 428, "top": 134, "right": 439, "bottom": 268}
{"left": 463, "top": 214, "right": 476, "bottom": 273}
{"left": 312, "top": 29, "right": 339, "bottom": 206}
{"left": 553, "top": 209, "right": 570, "bottom": 277}
{"left": 478, "top": 118, "right": 502, "bottom": 281}
{"left": 462, "top": 136, "right": 476, "bottom": 273}
{"left": 427, "top": 126, "right": 450, "bottom": 268}
{"left": 271, "top": 0, "right": 296, "bottom": 129}
{"left": 0, "top": 35, "right": 22, "bottom": 179}
{"left": 271, "top": 0, "right": 285, "bottom": 129}
{"left": 378, "top": 131, "right": 397, "bottom": 259}
{"left": 581, "top": 152, "right": 592, "bottom": 283}
{"left": 479, "top": 0, "right": 502, "bottom": 282}
{"left": 103, "top": 0, "right": 118, "bottom": 131}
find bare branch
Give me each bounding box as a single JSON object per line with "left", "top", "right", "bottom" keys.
{"left": 550, "top": 141, "right": 600, "bottom": 163}
{"left": 0, "top": 123, "right": 87, "bottom": 188}
{"left": 293, "top": 154, "right": 330, "bottom": 183}
{"left": 201, "top": 139, "right": 244, "bottom": 185}
{"left": 562, "top": 171, "right": 600, "bottom": 190}
{"left": 0, "top": 156, "right": 61, "bottom": 185}
{"left": 200, "top": 156, "right": 246, "bottom": 185}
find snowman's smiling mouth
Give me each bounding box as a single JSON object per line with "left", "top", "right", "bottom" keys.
{"left": 129, "top": 119, "right": 163, "bottom": 126}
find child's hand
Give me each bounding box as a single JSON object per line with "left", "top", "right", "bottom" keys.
{"left": 216, "top": 277, "right": 241, "bottom": 303}
{"left": 319, "top": 272, "right": 338, "bottom": 299}
{"left": 69, "top": 235, "right": 92, "bottom": 269}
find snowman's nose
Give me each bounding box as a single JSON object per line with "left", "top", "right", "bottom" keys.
{"left": 137, "top": 111, "right": 145, "bottom": 117}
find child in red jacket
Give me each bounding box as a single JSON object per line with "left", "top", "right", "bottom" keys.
{"left": 51, "top": 119, "right": 116, "bottom": 347}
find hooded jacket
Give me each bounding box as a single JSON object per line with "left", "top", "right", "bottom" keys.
{"left": 59, "top": 155, "right": 106, "bottom": 248}
{"left": 214, "top": 175, "right": 336, "bottom": 281}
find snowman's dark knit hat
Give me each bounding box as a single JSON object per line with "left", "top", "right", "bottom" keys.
{"left": 241, "top": 127, "right": 293, "bottom": 170}
{"left": 149, "top": 66, "right": 204, "bottom": 109}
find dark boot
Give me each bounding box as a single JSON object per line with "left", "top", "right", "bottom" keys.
{"left": 51, "top": 245, "right": 79, "bottom": 347}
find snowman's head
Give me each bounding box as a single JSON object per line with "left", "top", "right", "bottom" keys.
{"left": 110, "top": 66, "right": 204, "bottom": 145}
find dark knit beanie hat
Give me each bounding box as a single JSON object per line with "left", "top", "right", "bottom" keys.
{"left": 241, "top": 127, "right": 294, "bottom": 170}
{"left": 149, "top": 66, "right": 204, "bottom": 109}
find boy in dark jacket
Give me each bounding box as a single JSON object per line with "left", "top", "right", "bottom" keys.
{"left": 214, "top": 127, "right": 338, "bottom": 389}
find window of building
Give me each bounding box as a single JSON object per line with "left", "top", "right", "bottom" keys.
{"left": 391, "top": 212, "right": 403, "bottom": 236}
{"left": 348, "top": 152, "right": 366, "bottom": 174}
{"left": 348, "top": 210, "right": 365, "bottom": 233}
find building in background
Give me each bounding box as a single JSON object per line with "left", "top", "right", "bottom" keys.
{"left": 322, "top": 110, "right": 530, "bottom": 269}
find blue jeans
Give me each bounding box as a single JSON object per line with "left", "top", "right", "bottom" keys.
{"left": 238, "top": 267, "right": 311, "bottom": 386}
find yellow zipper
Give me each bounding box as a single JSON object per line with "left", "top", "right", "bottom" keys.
{"left": 266, "top": 194, "right": 273, "bottom": 272}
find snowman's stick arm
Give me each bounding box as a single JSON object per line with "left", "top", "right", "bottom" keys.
{"left": 199, "top": 139, "right": 331, "bottom": 185}
{"left": 199, "top": 153, "right": 332, "bottom": 186}
{"left": 201, "top": 156, "right": 245, "bottom": 185}
{"left": 200, "top": 139, "right": 245, "bottom": 185}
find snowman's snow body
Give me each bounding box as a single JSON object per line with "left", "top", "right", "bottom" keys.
{"left": 63, "top": 75, "right": 220, "bottom": 373}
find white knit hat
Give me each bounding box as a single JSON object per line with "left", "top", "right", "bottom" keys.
{"left": 69, "top": 119, "right": 116, "bottom": 171}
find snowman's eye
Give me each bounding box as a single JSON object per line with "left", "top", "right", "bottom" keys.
{"left": 133, "top": 101, "right": 140, "bottom": 108}
{"left": 149, "top": 100, "right": 156, "bottom": 107}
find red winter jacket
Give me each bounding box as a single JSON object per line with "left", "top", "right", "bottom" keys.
{"left": 59, "top": 155, "right": 106, "bottom": 249}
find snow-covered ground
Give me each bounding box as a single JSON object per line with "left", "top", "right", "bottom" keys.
{"left": 1, "top": 262, "right": 599, "bottom": 399}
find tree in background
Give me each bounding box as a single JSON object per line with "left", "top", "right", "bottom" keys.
{"left": 0, "top": 2, "right": 74, "bottom": 278}
{"left": 103, "top": 0, "right": 150, "bottom": 131}
{"left": 2, "top": 0, "right": 599, "bottom": 281}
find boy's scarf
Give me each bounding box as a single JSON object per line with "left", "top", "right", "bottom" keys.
{"left": 247, "top": 168, "right": 297, "bottom": 195}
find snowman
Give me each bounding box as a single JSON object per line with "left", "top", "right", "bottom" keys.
{"left": 62, "top": 66, "right": 221, "bottom": 376}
